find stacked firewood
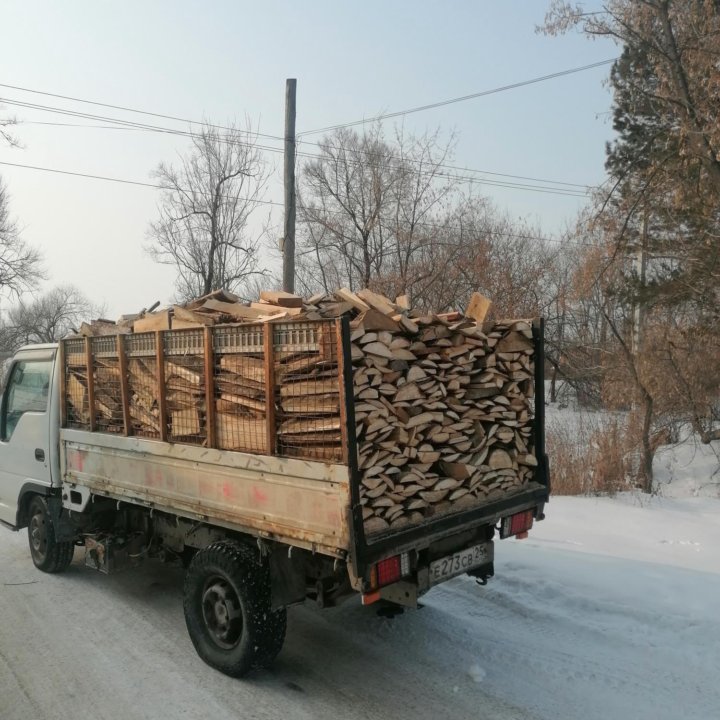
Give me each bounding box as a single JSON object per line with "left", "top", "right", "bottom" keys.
{"left": 68, "top": 286, "right": 538, "bottom": 533}
{"left": 347, "top": 296, "right": 536, "bottom": 534}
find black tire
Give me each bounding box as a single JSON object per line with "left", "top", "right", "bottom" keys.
{"left": 27, "top": 495, "right": 74, "bottom": 573}
{"left": 183, "top": 541, "right": 287, "bottom": 677}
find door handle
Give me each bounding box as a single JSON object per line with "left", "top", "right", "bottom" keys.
{"left": 34, "top": 448, "right": 45, "bottom": 462}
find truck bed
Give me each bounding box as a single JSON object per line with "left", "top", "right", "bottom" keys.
{"left": 58, "top": 314, "right": 549, "bottom": 576}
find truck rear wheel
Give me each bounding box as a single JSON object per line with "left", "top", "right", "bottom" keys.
{"left": 27, "top": 496, "right": 74, "bottom": 573}
{"left": 183, "top": 541, "right": 287, "bottom": 677}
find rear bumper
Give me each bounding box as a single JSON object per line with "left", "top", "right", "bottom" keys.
{"left": 359, "top": 482, "right": 547, "bottom": 566}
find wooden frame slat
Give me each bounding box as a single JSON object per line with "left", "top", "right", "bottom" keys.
{"left": 335, "top": 319, "right": 350, "bottom": 465}
{"left": 85, "top": 336, "right": 96, "bottom": 432}
{"left": 204, "top": 326, "right": 217, "bottom": 449}
{"left": 264, "top": 325, "right": 276, "bottom": 455}
{"left": 116, "top": 334, "right": 132, "bottom": 436}
{"left": 156, "top": 330, "right": 168, "bottom": 442}
{"left": 58, "top": 340, "right": 67, "bottom": 429}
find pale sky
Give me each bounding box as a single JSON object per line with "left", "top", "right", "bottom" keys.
{"left": 0, "top": 1, "right": 616, "bottom": 318}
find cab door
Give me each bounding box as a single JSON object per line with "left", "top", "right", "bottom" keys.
{"left": 0, "top": 351, "right": 55, "bottom": 527}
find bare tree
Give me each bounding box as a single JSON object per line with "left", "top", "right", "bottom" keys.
{"left": 0, "top": 105, "right": 20, "bottom": 148}
{"left": 0, "top": 177, "right": 43, "bottom": 297}
{"left": 297, "top": 123, "right": 459, "bottom": 297}
{"left": 0, "top": 285, "right": 102, "bottom": 353}
{"left": 146, "top": 122, "right": 271, "bottom": 302}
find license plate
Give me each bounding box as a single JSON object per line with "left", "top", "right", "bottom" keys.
{"left": 429, "top": 542, "right": 490, "bottom": 585}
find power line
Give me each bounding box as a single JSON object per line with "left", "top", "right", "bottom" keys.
{"left": 299, "top": 139, "right": 593, "bottom": 189}
{"left": 0, "top": 159, "right": 281, "bottom": 208}
{"left": 0, "top": 81, "right": 285, "bottom": 142}
{"left": 301, "top": 58, "right": 617, "bottom": 136}
{"left": 0, "top": 158, "right": 601, "bottom": 247}
{"left": 0, "top": 92, "right": 592, "bottom": 197}
{"left": 3, "top": 81, "right": 598, "bottom": 192}
{"left": 11, "top": 110, "right": 590, "bottom": 198}
{"left": 0, "top": 97, "right": 286, "bottom": 151}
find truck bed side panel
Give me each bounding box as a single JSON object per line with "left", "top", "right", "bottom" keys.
{"left": 61, "top": 429, "right": 350, "bottom": 555}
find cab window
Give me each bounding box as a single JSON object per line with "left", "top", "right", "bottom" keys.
{"left": 1, "top": 359, "right": 52, "bottom": 441}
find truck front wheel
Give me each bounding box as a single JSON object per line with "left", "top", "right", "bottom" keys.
{"left": 27, "top": 496, "right": 74, "bottom": 573}
{"left": 183, "top": 541, "right": 287, "bottom": 677}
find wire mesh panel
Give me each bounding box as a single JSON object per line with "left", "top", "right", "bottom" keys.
{"left": 213, "top": 325, "right": 267, "bottom": 453}
{"left": 125, "top": 332, "right": 161, "bottom": 438}
{"left": 274, "top": 321, "right": 343, "bottom": 462}
{"left": 61, "top": 320, "right": 350, "bottom": 464}
{"left": 63, "top": 338, "right": 91, "bottom": 430}
{"left": 90, "top": 336, "right": 123, "bottom": 433}
{"left": 163, "top": 329, "right": 207, "bottom": 445}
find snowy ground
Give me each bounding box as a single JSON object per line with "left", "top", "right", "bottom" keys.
{"left": 2, "top": 489, "right": 719, "bottom": 720}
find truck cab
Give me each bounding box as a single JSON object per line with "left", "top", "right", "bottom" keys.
{"left": 0, "top": 344, "right": 60, "bottom": 531}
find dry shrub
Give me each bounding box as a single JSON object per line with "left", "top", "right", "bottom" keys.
{"left": 547, "top": 413, "right": 640, "bottom": 495}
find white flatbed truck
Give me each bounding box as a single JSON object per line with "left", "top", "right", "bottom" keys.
{"left": 0, "top": 318, "right": 549, "bottom": 677}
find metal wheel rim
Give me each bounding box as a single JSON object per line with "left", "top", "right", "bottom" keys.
{"left": 201, "top": 576, "right": 243, "bottom": 650}
{"left": 29, "top": 508, "right": 48, "bottom": 562}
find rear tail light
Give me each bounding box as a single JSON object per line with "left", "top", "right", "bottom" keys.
{"left": 377, "top": 555, "right": 401, "bottom": 586}
{"left": 501, "top": 510, "right": 534, "bottom": 538}
{"left": 370, "top": 552, "right": 411, "bottom": 589}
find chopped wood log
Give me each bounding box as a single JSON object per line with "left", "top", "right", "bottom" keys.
{"left": 351, "top": 309, "right": 400, "bottom": 332}
{"left": 466, "top": 292, "right": 493, "bottom": 324}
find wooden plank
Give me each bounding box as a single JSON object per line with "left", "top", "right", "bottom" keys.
{"left": 156, "top": 331, "right": 168, "bottom": 442}
{"left": 80, "top": 320, "right": 124, "bottom": 336}
{"left": 171, "top": 408, "right": 201, "bottom": 435}
{"left": 335, "top": 287, "right": 370, "bottom": 312}
{"left": 204, "top": 326, "right": 217, "bottom": 449}
{"left": 130, "top": 404, "right": 161, "bottom": 433}
{"left": 184, "top": 288, "right": 239, "bottom": 309}
{"left": 202, "top": 298, "right": 266, "bottom": 319}
{"left": 134, "top": 310, "right": 171, "bottom": 333}
{"left": 85, "top": 336, "right": 96, "bottom": 432}
{"left": 278, "top": 417, "right": 342, "bottom": 434}
{"left": 336, "top": 319, "right": 349, "bottom": 465}
{"left": 466, "top": 292, "right": 493, "bottom": 323}
{"left": 249, "top": 302, "right": 289, "bottom": 315}
{"left": 280, "top": 379, "right": 339, "bottom": 397}
{"left": 67, "top": 374, "right": 87, "bottom": 423}
{"left": 259, "top": 290, "right": 304, "bottom": 308}
{"left": 356, "top": 288, "right": 398, "bottom": 316}
{"left": 116, "top": 334, "right": 132, "bottom": 436}
{"left": 172, "top": 305, "right": 216, "bottom": 326}
{"left": 219, "top": 355, "right": 265, "bottom": 382}
{"left": 264, "top": 325, "right": 276, "bottom": 455}
{"left": 280, "top": 395, "right": 339, "bottom": 413}
{"left": 216, "top": 412, "right": 267, "bottom": 452}
{"left": 165, "top": 360, "right": 202, "bottom": 385}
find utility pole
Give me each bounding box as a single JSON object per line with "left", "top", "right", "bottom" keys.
{"left": 282, "top": 78, "right": 297, "bottom": 293}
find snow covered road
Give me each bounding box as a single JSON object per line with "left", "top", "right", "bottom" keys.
{"left": 1, "top": 496, "right": 719, "bottom": 720}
